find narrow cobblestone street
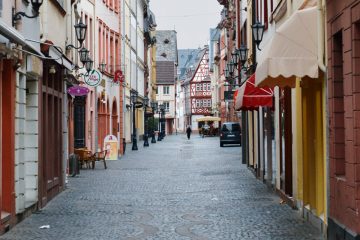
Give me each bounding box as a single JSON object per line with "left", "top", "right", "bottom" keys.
{"left": 1, "top": 135, "right": 323, "bottom": 240}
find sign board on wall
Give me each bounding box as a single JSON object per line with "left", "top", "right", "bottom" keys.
{"left": 84, "top": 69, "right": 102, "bottom": 87}
{"left": 103, "top": 135, "right": 118, "bottom": 160}
{"left": 114, "top": 70, "right": 124, "bottom": 84}
{"left": 67, "top": 86, "right": 90, "bottom": 96}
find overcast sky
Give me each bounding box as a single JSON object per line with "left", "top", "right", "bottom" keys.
{"left": 150, "top": 0, "right": 222, "bottom": 49}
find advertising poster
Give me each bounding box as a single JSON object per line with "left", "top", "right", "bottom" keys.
{"left": 103, "top": 135, "right": 118, "bottom": 160}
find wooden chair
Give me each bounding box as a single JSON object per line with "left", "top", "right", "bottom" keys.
{"left": 74, "top": 148, "right": 95, "bottom": 169}
{"left": 92, "top": 150, "right": 107, "bottom": 169}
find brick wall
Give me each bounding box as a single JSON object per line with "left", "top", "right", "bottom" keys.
{"left": 327, "top": 0, "right": 360, "bottom": 237}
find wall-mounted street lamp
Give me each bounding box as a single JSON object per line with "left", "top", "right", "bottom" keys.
{"left": 79, "top": 47, "right": 90, "bottom": 64}
{"left": 99, "top": 60, "right": 106, "bottom": 73}
{"left": 224, "top": 69, "right": 230, "bottom": 79}
{"left": 227, "top": 62, "right": 235, "bottom": 75}
{"left": 150, "top": 101, "right": 158, "bottom": 143}
{"left": 251, "top": 21, "right": 265, "bottom": 50}
{"left": 238, "top": 44, "right": 249, "bottom": 67}
{"left": 76, "top": 56, "right": 93, "bottom": 78}
{"left": 231, "top": 50, "right": 240, "bottom": 66}
{"left": 66, "top": 19, "right": 88, "bottom": 50}
{"left": 12, "top": 0, "right": 43, "bottom": 26}
{"left": 130, "top": 89, "right": 139, "bottom": 150}
{"left": 84, "top": 56, "right": 93, "bottom": 73}
{"left": 143, "top": 96, "right": 150, "bottom": 147}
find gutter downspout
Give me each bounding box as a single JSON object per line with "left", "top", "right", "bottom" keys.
{"left": 317, "top": 0, "right": 326, "bottom": 73}
{"left": 318, "top": 0, "right": 329, "bottom": 230}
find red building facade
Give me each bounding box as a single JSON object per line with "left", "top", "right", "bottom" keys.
{"left": 327, "top": 0, "right": 360, "bottom": 239}
{"left": 190, "top": 49, "right": 211, "bottom": 116}
{"left": 183, "top": 48, "right": 212, "bottom": 129}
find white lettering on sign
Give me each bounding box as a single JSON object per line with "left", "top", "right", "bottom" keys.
{"left": 84, "top": 69, "right": 102, "bottom": 87}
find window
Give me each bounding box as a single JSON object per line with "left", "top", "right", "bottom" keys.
{"left": 85, "top": 15, "right": 88, "bottom": 48}
{"left": 264, "top": 0, "right": 269, "bottom": 29}
{"left": 106, "top": 30, "right": 109, "bottom": 71}
{"left": 199, "top": 84, "right": 202, "bottom": 91}
{"left": 110, "top": 35, "right": 114, "bottom": 73}
{"left": 156, "top": 87, "right": 158, "bottom": 95}
{"left": 164, "top": 39, "right": 170, "bottom": 44}
{"left": 196, "top": 84, "right": 200, "bottom": 91}
{"left": 164, "top": 102, "right": 170, "bottom": 111}
{"left": 115, "top": 36, "right": 119, "bottom": 71}
{"left": 89, "top": 18, "right": 93, "bottom": 54}
{"left": 207, "top": 83, "right": 211, "bottom": 91}
{"left": 98, "top": 25, "right": 102, "bottom": 66}
{"left": 163, "top": 86, "right": 170, "bottom": 95}
{"left": 196, "top": 100, "right": 200, "bottom": 107}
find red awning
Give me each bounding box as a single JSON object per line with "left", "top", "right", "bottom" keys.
{"left": 235, "top": 74, "right": 273, "bottom": 111}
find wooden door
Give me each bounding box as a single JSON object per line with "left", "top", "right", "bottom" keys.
{"left": 74, "top": 96, "right": 86, "bottom": 148}
{"left": 1, "top": 59, "right": 16, "bottom": 221}
{"left": 40, "top": 61, "right": 63, "bottom": 207}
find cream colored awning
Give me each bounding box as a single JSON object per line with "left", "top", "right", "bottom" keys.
{"left": 255, "top": 7, "right": 319, "bottom": 88}
{"left": 196, "top": 116, "right": 221, "bottom": 122}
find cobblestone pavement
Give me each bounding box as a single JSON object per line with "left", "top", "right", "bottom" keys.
{"left": 0, "top": 135, "right": 324, "bottom": 240}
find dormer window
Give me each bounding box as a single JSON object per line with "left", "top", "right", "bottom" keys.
{"left": 164, "top": 39, "right": 170, "bottom": 44}
{"left": 161, "top": 53, "right": 167, "bottom": 58}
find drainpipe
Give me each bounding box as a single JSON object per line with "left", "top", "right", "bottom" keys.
{"left": 317, "top": 0, "right": 326, "bottom": 73}
{"left": 318, "top": 0, "right": 329, "bottom": 229}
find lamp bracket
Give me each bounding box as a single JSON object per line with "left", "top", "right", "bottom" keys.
{"left": 66, "top": 44, "right": 83, "bottom": 51}
{"left": 12, "top": 8, "right": 39, "bottom": 27}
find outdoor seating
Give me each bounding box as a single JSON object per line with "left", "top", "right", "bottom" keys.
{"left": 92, "top": 150, "right": 108, "bottom": 169}
{"left": 74, "top": 148, "right": 96, "bottom": 169}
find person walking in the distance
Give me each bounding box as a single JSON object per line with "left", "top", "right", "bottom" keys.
{"left": 186, "top": 125, "right": 192, "bottom": 140}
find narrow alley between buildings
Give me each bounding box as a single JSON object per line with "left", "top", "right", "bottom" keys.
{"left": 0, "top": 136, "right": 323, "bottom": 240}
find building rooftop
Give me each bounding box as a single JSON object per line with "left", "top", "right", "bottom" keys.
{"left": 155, "top": 30, "right": 178, "bottom": 63}
{"left": 177, "top": 48, "right": 203, "bottom": 81}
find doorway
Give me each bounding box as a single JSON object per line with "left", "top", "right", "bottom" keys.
{"left": 279, "top": 87, "right": 293, "bottom": 197}
{"left": 40, "top": 61, "right": 64, "bottom": 206}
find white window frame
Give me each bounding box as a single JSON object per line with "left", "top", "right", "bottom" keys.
{"left": 164, "top": 101, "right": 170, "bottom": 111}
{"left": 196, "top": 100, "right": 200, "bottom": 107}
{"left": 163, "top": 86, "right": 170, "bottom": 95}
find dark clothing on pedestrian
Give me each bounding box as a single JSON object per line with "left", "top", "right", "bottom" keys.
{"left": 186, "top": 127, "right": 192, "bottom": 140}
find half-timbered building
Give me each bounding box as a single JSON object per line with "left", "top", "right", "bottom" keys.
{"left": 182, "top": 47, "right": 212, "bottom": 130}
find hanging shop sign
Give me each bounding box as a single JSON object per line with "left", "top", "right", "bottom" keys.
{"left": 114, "top": 70, "right": 125, "bottom": 84}
{"left": 84, "top": 69, "right": 102, "bottom": 87}
{"left": 67, "top": 86, "right": 90, "bottom": 96}
{"left": 103, "top": 135, "right": 118, "bottom": 160}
